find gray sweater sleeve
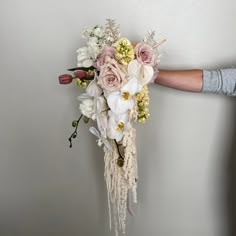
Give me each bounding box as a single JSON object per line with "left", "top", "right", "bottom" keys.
{"left": 202, "top": 69, "right": 236, "bottom": 96}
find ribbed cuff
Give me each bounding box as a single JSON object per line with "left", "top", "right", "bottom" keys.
{"left": 202, "top": 70, "right": 222, "bottom": 94}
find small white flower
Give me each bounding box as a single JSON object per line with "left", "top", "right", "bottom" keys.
{"left": 82, "top": 27, "right": 92, "bottom": 39}
{"left": 79, "top": 99, "right": 96, "bottom": 120}
{"left": 93, "top": 27, "right": 104, "bottom": 38}
{"left": 97, "top": 139, "right": 103, "bottom": 146}
{"left": 87, "top": 42, "right": 100, "bottom": 60}
{"left": 77, "top": 47, "right": 93, "bottom": 67}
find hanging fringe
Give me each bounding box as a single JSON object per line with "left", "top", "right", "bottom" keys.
{"left": 103, "top": 127, "right": 137, "bottom": 235}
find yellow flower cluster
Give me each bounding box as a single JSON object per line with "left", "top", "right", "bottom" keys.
{"left": 135, "top": 85, "right": 150, "bottom": 123}
{"left": 115, "top": 38, "right": 134, "bottom": 65}
{"left": 75, "top": 79, "right": 88, "bottom": 88}
{"left": 75, "top": 69, "right": 95, "bottom": 89}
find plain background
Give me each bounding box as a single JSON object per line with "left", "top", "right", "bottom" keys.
{"left": 0, "top": 0, "right": 236, "bottom": 235}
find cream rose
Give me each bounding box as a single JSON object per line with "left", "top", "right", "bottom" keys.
{"left": 98, "top": 58, "right": 127, "bottom": 92}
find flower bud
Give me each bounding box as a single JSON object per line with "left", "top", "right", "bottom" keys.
{"left": 72, "top": 120, "right": 77, "bottom": 127}
{"left": 58, "top": 74, "right": 73, "bottom": 84}
{"left": 74, "top": 70, "right": 87, "bottom": 79}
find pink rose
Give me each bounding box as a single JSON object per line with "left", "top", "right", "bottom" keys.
{"left": 135, "top": 43, "right": 156, "bottom": 66}
{"left": 96, "top": 47, "right": 115, "bottom": 70}
{"left": 98, "top": 58, "right": 127, "bottom": 92}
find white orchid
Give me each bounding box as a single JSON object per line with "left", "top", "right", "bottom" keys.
{"left": 107, "top": 77, "right": 139, "bottom": 115}
{"left": 107, "top": 111, "right": 131, "bottom": 142}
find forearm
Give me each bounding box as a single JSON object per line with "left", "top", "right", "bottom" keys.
{"left": 155, "top": 69, "right": 203, "bottom": 92}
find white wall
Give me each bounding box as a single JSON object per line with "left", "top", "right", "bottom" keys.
{"left": 0, "top": 0, "right": 235, "bottom": 235}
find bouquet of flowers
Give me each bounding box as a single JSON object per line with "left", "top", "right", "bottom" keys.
{"left": 58, "top": 19, "right": 165, "bottom": 236}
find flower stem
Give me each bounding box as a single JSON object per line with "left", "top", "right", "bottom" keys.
{"left": 69, "top": 114, "right": 83, "bottom": 148}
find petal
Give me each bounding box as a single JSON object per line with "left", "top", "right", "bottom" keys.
{"left": 107, "top": 116, "right": 123, "bottom": 142}
{"left": 96, "top": 97, "right": 108, "bottom": 138}
{"left": 97, "top": 112, "right": 108, "bottom": 138}
{"left": 86, "top": 78, "right": 103, "bottom": 97}
{"left": 107, "top": 111, "right": 130, "bottom": 142}
{"left": 138, "top": 65, "right": 154, "bottom": 86}
{"left": 89, "top": 126, "right": 100, "bottom": 138}
{"left": 107, "top": 93, "right": 134, "bottom": 114}
{"left": 82, "top": 59, "right": 93, "bottom": 68}
{"left": 77, "top": 53, "right": 90, "bottom": 61}
{"left": 128, "top": 60, "right": 141, "bottom": 77}
{"left": 128, "top": 60, "right": 154, "bottom": 86}
{"left": 121, "top": 77, "right": 139, "bottom": 95}
{"left": 77, "top": 93, "right": 92, "bottom": 101}
{"left": 107, "top": 127, "right": 123, "bottom": 142}
{"left": 114, "top": 132, "right": 123, "bottom": 142}
{"left": 96, "top": 96, "right": 108, "bottom": 112}
{"left": 102, "top": 138, "right": 112, "bottom": 150}
{"left": 77, "top": 47, "right": 88, "bottom": 53}
{"left": 115, "top": 111, "right": 129, "bottom": 125}
{"left": 106, "top": 92, "right": 119, "bottom": 110}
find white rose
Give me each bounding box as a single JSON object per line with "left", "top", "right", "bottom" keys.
{"left": 79, "top": 99, "right": 96, "bottom": 120}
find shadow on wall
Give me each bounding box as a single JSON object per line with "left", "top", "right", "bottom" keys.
{"left": 226, "top": 104, "right": 236, "bottom": 236}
